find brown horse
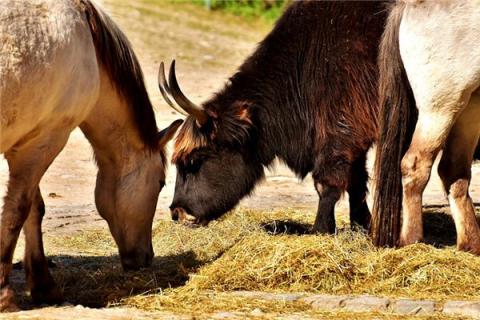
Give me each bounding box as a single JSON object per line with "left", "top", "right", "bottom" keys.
{"left": 0, "top": 0, "right": 181, "bottom": 311}
{"left": 372, "top": 0, "right": 480, "bottom": 253}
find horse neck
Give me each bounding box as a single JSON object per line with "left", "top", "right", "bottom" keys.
{"left": 80, "top": 69, "right": 149, "bottom": 175}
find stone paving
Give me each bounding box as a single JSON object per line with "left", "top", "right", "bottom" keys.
{"left": 3, "top": 292, "right": 479, "bottom": 319}
{"left": 229, "top": 291, "right": 480, "bottom": 319}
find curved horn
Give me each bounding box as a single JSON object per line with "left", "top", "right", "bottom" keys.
{"left": 168, "top": 60, "right": 209, "bottom": 126}
{"left": 158, "top": 62, "right": 188, "bottom": 116}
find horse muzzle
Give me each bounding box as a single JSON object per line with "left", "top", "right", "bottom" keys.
{"left": 120, "top": 247, "right": 153, "bottom": 271}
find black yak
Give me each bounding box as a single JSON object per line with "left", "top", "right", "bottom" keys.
{"left": 160, "top": 1, "right": 387, "bottom": 233}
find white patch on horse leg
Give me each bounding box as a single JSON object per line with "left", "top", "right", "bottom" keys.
{"left": 448, "top": 180, "right": 480, "bottom": 254}
{"left": 439, "top": 93, "right": 480, "bottom": 254}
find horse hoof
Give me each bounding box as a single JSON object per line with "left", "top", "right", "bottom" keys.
{"left": 12, "top": 262, "right": 23, "bottom": 270}
{"left": 399, "top": 233, "right": 422, "bottom": 247}
{"left": 0, "top": 303, "right": 20, "bottom": 313}
{"left": 457, "top": 240, "right": 480, "bottom": 255}
{"left": 0, "top": 287, "right": 19, "bottom": 313}
{"left": 31, "top": 284, "right": 64, "bottom": 305}
{"left": 47, "top": 259, "right": 57, "bottom": 268}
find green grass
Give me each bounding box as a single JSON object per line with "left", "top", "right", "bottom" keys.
{"left": 181, "top": 0, "right": 288, "bottom": 23}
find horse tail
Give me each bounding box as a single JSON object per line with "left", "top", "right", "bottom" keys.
{"left": 80, "top": 0, "right": 158, "bottom": 148}
{"left": 371, "top": 2, "right": 418, "bottom": 247}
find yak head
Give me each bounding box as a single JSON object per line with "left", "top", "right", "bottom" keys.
{"left": 158, "top": 61, "right": 265, "bottom": 226}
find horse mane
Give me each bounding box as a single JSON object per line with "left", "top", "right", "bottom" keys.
{"left": 81, "top": 0, "right": 158, "bottom": 149}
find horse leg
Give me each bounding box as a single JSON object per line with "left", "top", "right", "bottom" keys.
{"left": 23, "top": 188, "right": 63, "bottom": 304}
{"left": 0, "top": 133, "right": 69, "bottom": 311}
{"left": 399, "top": 110, "right": 464, "bottom": 246}
{"left": 396, "top": 0, "right": 480, "bottom": 247}
{"left": 438, "top": 97, "right": 480, "bottom": 254}
{"left": 347, "top": 153, "right": 371, "bottom": 231}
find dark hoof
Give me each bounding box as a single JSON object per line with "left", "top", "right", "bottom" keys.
{"left": 31, "top": 283, "right": 64, "bottom": 305}
{"left": 12, "top": 262, "right": 23, "bottom": 270}
{"left": 350, "top": 223, "right": 368, "bottom": 233}
{"left": 311, "top": 225, "right": 336, "bottom": 235}
{"left": 47, "top": 259, "right": 57, "bottom": 268}
{"left": 0, "top": 287, "right": 19, "bottom": 313}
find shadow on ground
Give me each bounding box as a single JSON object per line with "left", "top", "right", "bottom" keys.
{"left": 260, "top": 206, "right": 480, "bottom": 249}
{"left": 422, "top": 206, "right": 480, "bottom": 247}
{"left": 261, "top": 220, "right": 312, "bottom": 235}
{"left": 12, "top": 251, "right": 201, "bottom": 310}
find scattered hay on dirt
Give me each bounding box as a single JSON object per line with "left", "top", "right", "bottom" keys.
{"left": 36, "top": 208, "right": 480, "bottom": 315}
{"left": 40, "top": 209, "right": 265, "bottom": 307}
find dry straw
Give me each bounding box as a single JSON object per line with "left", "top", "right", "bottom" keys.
{"left": 39, "top": 208, "right": 480, "bottom": 315}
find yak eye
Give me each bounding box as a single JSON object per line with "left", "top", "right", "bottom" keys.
{"left": 185, "top": 158, "right": 202, "bottom": 173}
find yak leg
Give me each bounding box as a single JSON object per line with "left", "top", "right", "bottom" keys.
{"left": 438, "top": 96, "right": 480, "bottom": 254}
{"left": 312, "top": 159, "right": 349, "bottom": 234}
{"left": 312, "top": 183, "right": 341, "bottom": 234}
{"left": 0, "top": 132, "right": 69, "bottom": 312}
{"left": 347, "top": 153, "right": 371, "bottom": 231}
{"left": 23, "top": 188, "right": 63, "bottom": 304}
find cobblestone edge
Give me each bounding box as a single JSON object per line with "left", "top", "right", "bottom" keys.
{"left": 228, "top": 291, "right": 480, "bottom": 319}
{"left": 7, "top": 292, "right": 480, "bottom": 319}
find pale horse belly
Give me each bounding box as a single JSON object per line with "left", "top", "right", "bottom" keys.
{"left": 0, "top": 0, "right": 100, "bottom": 153}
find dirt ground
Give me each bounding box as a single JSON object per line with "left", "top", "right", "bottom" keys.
{"left": 1, "top": 0, "right": 479, "bottom": 318}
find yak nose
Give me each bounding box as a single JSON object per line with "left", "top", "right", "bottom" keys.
{"left": 171, "top": 207, "right": 198, "bottom": 225}
{"left": 171, "top": 207, "right": 180, "bottom": 221}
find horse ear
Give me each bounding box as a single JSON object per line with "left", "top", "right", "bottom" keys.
{"left": 158, "top": 119, "right": 184, "bottom": 148}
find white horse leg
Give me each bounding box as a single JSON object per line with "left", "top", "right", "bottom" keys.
{"left": 0, "top": 132, "right": 70, "bottom": 311}
{"left": 399, "top": 113, "right": 451, "bottom": 246}
{"left": 438, "top": 95, "right": 480, "bottom": 254}
{"left": 397, "top": 2, "right": 480, "bottom": 246}
{"left": 23, "top": 187, "right": 63, "bottom": 304}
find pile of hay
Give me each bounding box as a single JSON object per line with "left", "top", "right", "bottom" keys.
{"left": 123, "top": 208, "right": 480, "bottom": 314}
{"left": 36, "top": 208, "right": 480, "bottom": 314}
{"left": 182, "top": 232, "right": 480, "bottom": 298}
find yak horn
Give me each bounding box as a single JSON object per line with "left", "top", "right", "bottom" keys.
{"left": 168, "top": 60, "right": 209, "bottom": 126}
{"left": 158, "top": 62, "right": 188, "bottom": 116}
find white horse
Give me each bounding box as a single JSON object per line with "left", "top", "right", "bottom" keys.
{"left": 372, "top": 0, "right": 480, "bottom": 252}
{"left": 0, "top": 0, "right": 182, "bottom": 311}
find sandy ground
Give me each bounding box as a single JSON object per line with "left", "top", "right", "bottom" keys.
{"left": 1, "top": 0, "right": 479, "bottom": 266}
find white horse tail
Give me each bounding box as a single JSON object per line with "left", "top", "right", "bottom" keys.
{"left": 371, "top": 2, "right": 418, "bottom": 248}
